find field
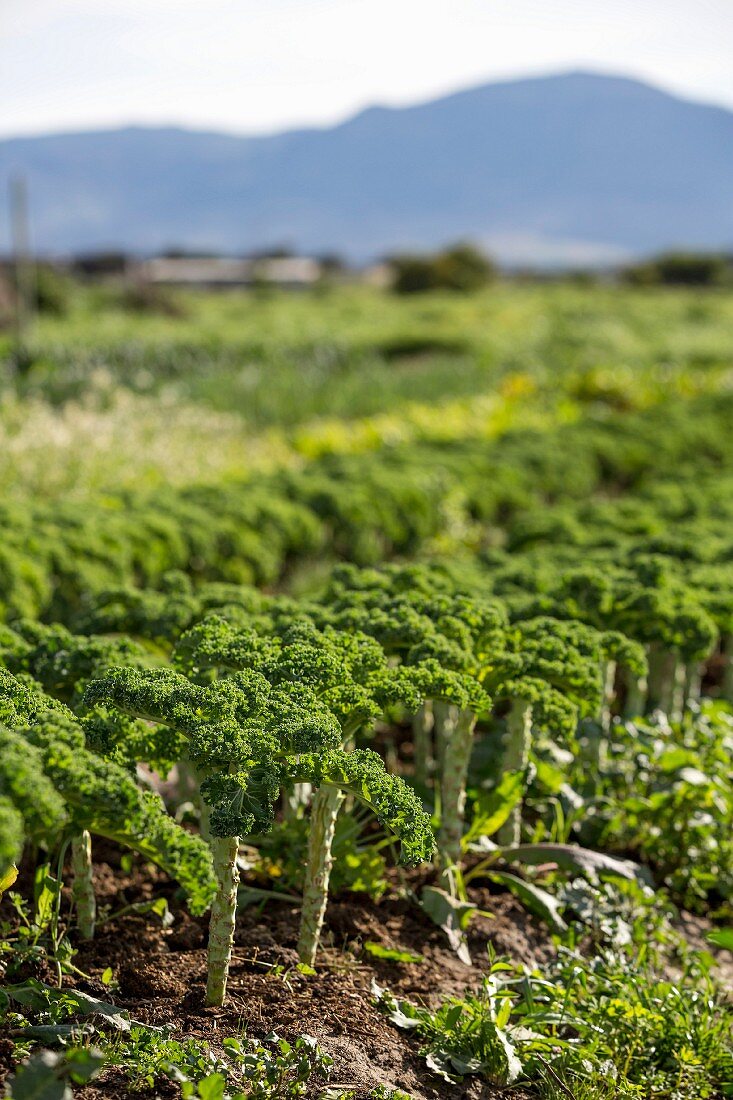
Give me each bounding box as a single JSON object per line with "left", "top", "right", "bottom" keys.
{"left": 1, "top": 282, "right": 732, "bottom": 1100}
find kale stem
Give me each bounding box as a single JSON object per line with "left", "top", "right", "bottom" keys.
{"left": 200, "top": 799, "right": 240, "bottom": 1007}
{"left": 623, "top": 667, "right": 647, "bottom": 719}
{"left": 600, "top": 659, "right": 617, "bottom": 736}
{"left": 437, "top": 706, "right": 476, "bottom": 869}
{"left": 298, "top": 783, "right": 344, "bottom": 967}
{"left": 495, "top": 699, "right": 532, "bottom": 848}
{"left": 205, "top": 833, "right": 240, "bottom": 1006}
{"left": 682, "top": 659, "right": 702, "bottom": 711}
{"left": 646, "top": 644, "right": 679, "bottom": 714}
{"left": 412, "top": 700, "right": 434, "bottom": 787}
{"left": 71, "top": 830, "right": 96, "bottom": 941}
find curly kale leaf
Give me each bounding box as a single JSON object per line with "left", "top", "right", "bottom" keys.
{"left": 289, "top": 748, "right": 435, "bottom": 866}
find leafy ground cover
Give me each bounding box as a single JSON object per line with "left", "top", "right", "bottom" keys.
{"left": 2, "top": 283, "right": 732, "bottom": 497}
{"left": 1, "top": 283, "right": 732, "bottom": 1099}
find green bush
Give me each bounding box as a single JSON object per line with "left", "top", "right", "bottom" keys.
{"left": 623, "top": 252, "right": 731, "bottom": 287}
{"left": 34, "top": 265, "right": 72, "bottom": 316}
{"left": 117, "top": 282, "right": 188, "bottom": 318}
{"left": 391, "top": 243, "right": 496, "bottom": 294}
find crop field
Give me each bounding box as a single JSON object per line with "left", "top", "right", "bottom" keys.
{"left": 1, "top": 282, "right": 732, "bottom": 1100}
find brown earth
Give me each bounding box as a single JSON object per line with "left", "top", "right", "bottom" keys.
{"left": 0, "top": 847, "right": 550, "bottom": 1100}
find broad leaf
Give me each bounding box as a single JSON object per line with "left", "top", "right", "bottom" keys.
{"left": 3, "top": 982, "right": 156, "bottom": 1033}
{"left": 420, "top": 886, "right": 491, "bottom": 965}
{"left": 6, "top": 1051, "right": 71, "bottom": 1100}
{"left": 372, "top": 981, "right": 423, "bottom": 1030}
{"left": 463, "top": 772, "right": 524, "bottom": 847}
{"left": 707, "top": 928, "right": 733, "bottom": 951}
{"left": 498, "top": 843, "right": 643, "bottom": 884}
{"left": 0, "top": 864, "right": 18, "bottom": 899}
{"left": 197, "top": 1075, "right": 227, "bottom": 1100}
{"left": 63, "top": 990, "right": 133, "bottom": 1031}
{"left": 487, "top": 871, "right": 567, "bottom": 934}
{"left": 19, "top": 1024, "right": 96, "bottom": 1043}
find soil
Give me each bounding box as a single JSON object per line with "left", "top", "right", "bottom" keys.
{"left": 0, "top": 846, "right": 548, "bottom": 1100}
{"left": 3, "top": 846, "right": 728, "bottom": 1099}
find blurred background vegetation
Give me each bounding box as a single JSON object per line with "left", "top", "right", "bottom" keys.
{"left": 1, "top": 247, "right": 732, "bottom": 501}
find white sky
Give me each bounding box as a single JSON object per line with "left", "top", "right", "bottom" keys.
{"left": 1, "top": 0, "right": 732, "bottom": 139}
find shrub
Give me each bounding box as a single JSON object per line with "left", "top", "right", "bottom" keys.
{"left": 391, "top": 243, "right": 496, "bottom": 294}
{"left": 34, "top": 264, "right": 72, "bottom": 316}
{"left": 623, "top": 252, "right": 731, "bottom": 287}
{"left": 116, "top": 282, "right": 188, "bottom": 317}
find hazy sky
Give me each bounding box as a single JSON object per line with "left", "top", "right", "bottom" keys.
{"left": 2, "top": 0, "right": 733, "bottom": 139}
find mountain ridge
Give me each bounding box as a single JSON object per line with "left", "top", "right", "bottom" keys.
{"left": 2, "top": 71, "right": 732, "bottom": 264}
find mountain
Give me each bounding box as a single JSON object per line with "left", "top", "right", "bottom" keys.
{"left": 1, "top": 71, "right": 733, "bottom": 264}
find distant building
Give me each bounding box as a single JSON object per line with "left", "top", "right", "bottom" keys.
{"left": 136, "top": 255, "right": 322, "bottom": 288}
{"left": 254, "top": 256, "right": 322, "bottom": 287}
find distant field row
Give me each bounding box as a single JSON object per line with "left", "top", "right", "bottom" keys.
{"left": 1, "top": 284, "right": 732, "bottom": 498}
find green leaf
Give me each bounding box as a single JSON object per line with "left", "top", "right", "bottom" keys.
{"left": 495, "top": 997, "right": 512, "bottom": 1029}
{"left": 464, "top": 772, "right": 524, "bottom": 847}
{"left": 532, "top": 759, "right": 566, "bottom": 795}
{"left": 424, "top": 1050, "right": 457, "bottom": 1083}
{"left": 3, "top": 982, "right": 154, "bottom": 1033}
{"left": 372, "top": 979, "right": 425, "bottom": 1031}
{"left": 707, "top": 928, "right": 733, "bottom": 951}
{"left": 363, "top": 941, "right": 424, "bottom": 964}
{"left": 499, "top": 843, "right": 644, "bottom": 884}
{"left": 197, "top": 1074, "right": 227, "bottom": 1100}
{"left": 61, "top": 990, "right": 133, "bottom": 1031}
{"left": 420, "top": 886, "right": 491, "bottom": 966}
{"left": 150, "top": 897, "right": 174, "bottom": 926}
{"left": 386, "top": 1002, "right": 424, "bottom": 1031}
{"left": 7, "top": 1051, "right": 70, "bottom": 1100}
{"left": 19, "top": 1024, "right": 95, "bottom": 1043}
{"left": 657, "top": 748, "right": 696, "bottom": 772}
{"left": 63, "top": 1049, "right": 105, "bottom": 1085}
{"left": 33, "top": 868, "right": 59, "bottom": 933}
{"left": 486, "top": 871, "right": 567, "bottom": 934}
{"left": 100, "top": 897, "right": 174, "bottom": 929}
{"left": 0, "top": 864, "right": 18, "bottom": 899}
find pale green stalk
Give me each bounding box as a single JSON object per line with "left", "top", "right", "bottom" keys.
{"left": 683, "top": 660, "right": 702, "bottom": 711}
{"left": 297, "top": 784, "right": 345, "bottom": 967}
{"left": 199, "top": 798, "right": 240, "bottom": 1007}
{"left": 284, "top": 782, "right": 313, "bottom": 820}
{"left": 671, "top": 662, "right": 687, "bottom": 723}
{"left": 437, "top": 708, "right": 477, "bottom": 868}
{"left": 600, "top": 659, "right": 617, "bottom": 735}
{"left": 646, "top": 645, "right": 679, "bottom": 715}
{"left": 432, "top": 701, "right": 457, "bottom": 786}
{"left": 723, "top": 635, "right": 733, "bottom": 703}
{"left": 71, "top": 830, "right": 96, "bottom": 940}
{"left": 496, "top": 699, "right": 532, "bottom": 848}
{"left": 592, "top": 659, "right": 617, "bottom": 771}
{"left": 623, "top": 669, "right": 647, "bottom": 719}
{"left": 412, "top": 700, "right": 434, "bottom": 787}
{"left": 174, "top": 759, "right": 198, "bottom": 803}
{"left": 206, "top": 835, "right": 240, "bottom": 1006}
